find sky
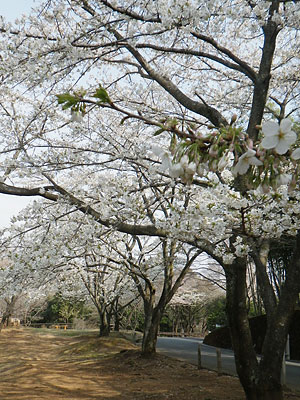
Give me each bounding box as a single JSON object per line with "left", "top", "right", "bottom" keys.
{"left": 0, "top": 1, "right": 38, "bottom": 227}
{"left": 0, "top": 1, "right": 36, "bottom": 22}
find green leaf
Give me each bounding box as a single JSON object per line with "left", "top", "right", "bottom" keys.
{"left": 56, "top": 93, "right": 80, "bottom": 110}
{"left": 93, "top": 86, "right": 110, "bottom": 103}
{"left": 56, "top": 93, "right": 74, "bottom": 104}
{"left": 154, "top": 128, "right": 165, "bottom": 136}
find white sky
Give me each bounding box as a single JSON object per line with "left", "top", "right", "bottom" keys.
{"left": 0, "top": 1, "right": 38, "bottom": 227}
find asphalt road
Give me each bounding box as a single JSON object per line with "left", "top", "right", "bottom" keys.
{"left": 157, "top": 336, "right": 300, "bottom": 391}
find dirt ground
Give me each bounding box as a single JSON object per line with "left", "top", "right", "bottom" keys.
{"left": 0, "top": 328, "right": 299, "bottom": 400}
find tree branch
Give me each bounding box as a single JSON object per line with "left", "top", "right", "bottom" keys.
{"left": 190, "top": 32, "right": 257, "bottom": 83}
{"left": 86, "top": 0, "right": 161, "bottom": 22}
{"left": 247, "top": 3, "right": 281, "bottom": 139}
{"left": 110, "top": 29, "right": 227, "bottom": 127}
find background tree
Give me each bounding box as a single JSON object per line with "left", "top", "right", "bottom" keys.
{"left": 123, "top": 236, "right": 203, "bottom": 355}
{"left": 38, "top": 293, "right": 90, "bottom": 324}
{"left": 167, "top": 269, "right": 223, "bottom": 335}
{"left": 204, "top": 296, "right": 227, "bottom": 332}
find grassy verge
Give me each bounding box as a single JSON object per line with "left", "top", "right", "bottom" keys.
{"left": 23, "top": 327, "right": 139, "bottom": 361}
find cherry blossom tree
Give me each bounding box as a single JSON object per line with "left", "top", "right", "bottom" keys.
{"left": 0, "top": 295, "right": 18, "bottom": 331}
{"left": 1, "top": 196, "right": 202, "bottom": 353}
{"left": 0, "top": 1, "right": 300, "bottom": 399}
{"left": 168, "top": 269, "right": 223, "bottom": 335}
{"left": 1, "top": 203, "right": 138, "bottom": 336}
{"left": 110, "top": 235, "right": 203, "bottom": 355}
{"left": 74, "top": 257, "right": 137, "bottom": 337}
{"left": 0, "top": 256, "right": 50, "bottom": 330}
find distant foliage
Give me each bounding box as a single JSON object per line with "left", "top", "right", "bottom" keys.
{"left": 38, "top": 293, "right": 92, "bottom": 324}
{"left": 205, "top": 296, "right": 227, "bottom": 332}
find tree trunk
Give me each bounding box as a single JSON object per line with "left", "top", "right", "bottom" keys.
{"left": 99, "top": 313, "right": 110, "bottom": 336}
{"left": 0, "top": 296, "right": 18, "bottom": 332}
{"left": 141, "top": 307, "right": 162, "bottom": 357}
{"left": 141, "top": 286, "right": 166, "bottom": 357}
{"left": 114, "top": 311, "right": 120, "bottom": 331}
{"left": 224, "top": 255, "right": 297, "bottom": 400}
{"left": 225, "top": 258, "right": 262, "bottom": 399}
{"left": 254, "top": 233, "right": 300, "bottom": 399}
{"left": 98, "top": 308, "right": 111, "bottom": 337}
{"left": 242, "top": 387, "right": 283, "bottom": 400}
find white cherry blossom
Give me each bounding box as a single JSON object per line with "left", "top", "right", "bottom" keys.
{"left": 261, "top": 119, "right": 297, "bottom": 155}
{"left": 275, "top": 173, "right": 292, "bottom": 187}
{"left": 169, "top": 162, "right": 184, "bottom": 178}
{"left": 0, "top": 1, "right": 300, "bottom": 396}
{"left": 168, "top": 155, "right": 196, "bottom": 181}
{"left": 291, "top": 148, "right": 300, "bottom": 160}
{"left": 71, "top": 111, "right": 83, "bottom": 123}
{"left": 233, "top": 149, "right": 263, "bottom": 176}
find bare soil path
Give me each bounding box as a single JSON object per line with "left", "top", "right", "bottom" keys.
{"left": 0, "top": 328, "right": 299, "bottom": 400}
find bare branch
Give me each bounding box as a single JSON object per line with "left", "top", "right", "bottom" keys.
{"left": 110, "top": 29, "right": 228, "bottom": 127}
{"left": 190, "top": 32, "right": 257, "bottom": 83}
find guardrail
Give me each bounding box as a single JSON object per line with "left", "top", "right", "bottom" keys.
{"left": 158, "top": 332, "right": 203, "bottom": 338}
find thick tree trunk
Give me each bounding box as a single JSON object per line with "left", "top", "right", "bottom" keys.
{"left": 225, "top": 254, "right": 299, "bottom": 400}
{"left": 0, "top": 296, "right": 18, "bottom": 332}
{"left": 98, "top": 308, "right": 111, "bottom": 337}
{"left": 141, "top": 285, "right": 166, "bottom": 357}
{"left": 114, "top": 312, "right": 120, "bottom": 331}
{"left": 243, "top": 387, "right": 283, "bottom": 400}
{"left": 225, "top": 258, "right": 261, "bottom": 398}
{"left": 255, "top": 234, "right": 300, "bottom": 399}
{"left": 141, "top": 307, "right": 162, "bottom": 357}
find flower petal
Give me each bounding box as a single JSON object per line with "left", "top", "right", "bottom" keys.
{"left": 233, "top": 159, "right": 249, "bottom": 175}
{"left": 284, "top": 131, "right": 297, "bottom": 146}
{"left": 161, "top": 153, "right": 171, "bottom": 171}
{"left": 262, "top": 121, "right": 279, "bottom": 136}
{"left": 180, "top": 155, "right": 189, "bottom": 167}
{"left": 240, "top": 149, "right": 256, "bottom": 160}
{"left": 169, "top": 163, "right": 183, "bottom": 178}
{"left": 249, "top": 157, "right": 263, "bottom": 166}
{"left": 261, "top": 135, "right": 278, "bottom": 149}
{"left": 71, "top": 111, "right": 83, "bottom": 123}
{"left": 291, "top": 148, "right": 300, "bottom": 160}
{"left": 275, "top": 138, "right": 294, "bottom": 155}
{"left": 218, "top": 155, "right": 228, "bottom": 170}
{"left": 152, "top": 146, "right": 164, "bottom": 157}
{"left": 280, "top": 118, "right": 292, "bottom": 132}
{"left": 185, "top": 162, "right": 197, "bottom": 174}
{"left": 276, "top": 173, "right": 292, "bottom": 186}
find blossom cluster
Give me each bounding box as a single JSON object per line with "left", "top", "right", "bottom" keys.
{"left": 154, "top": 118, "right": 300, "bottom": 192}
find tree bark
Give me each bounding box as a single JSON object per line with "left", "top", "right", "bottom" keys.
{"left": 256, "top": 232, "right": 300, "bottom": 399}
{"left": 225, "top": 238, "right": 300, "bottom": 400}
{"left": 97, "top": 307, "right": 111, "bottom": 337}
{"left": 225, "top": 257, "right": 286, "bottom": 399}
{"left": 141, "top": 305, "right": 162, "bottom": 357}
{"left": 247, "top": 9, "right": 280, "bottom": 139}
{"left": 225, "top": 257, "right": 260, "bottom": 398}
{"left": 0, "top": 296, "right": 18, "bottom": 332}
{"left": 114, "top": 311, "right": 120, "bottom": 331}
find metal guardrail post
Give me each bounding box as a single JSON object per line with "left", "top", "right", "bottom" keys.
{"left": 216, "top": 348, "right": 222, "bottom": 375}
{"left": 286, "top": 335, "right": 290, "bottom": 360}
{"left": 281, "top": 351, "right": 286, "bottom": 386}
{"left": 198, "top": 344, "right": 202, "bottom": 369}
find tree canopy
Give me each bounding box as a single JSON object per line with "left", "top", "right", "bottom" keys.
{"left": 1, "top": 1, "right": 300, "bottom": 399}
